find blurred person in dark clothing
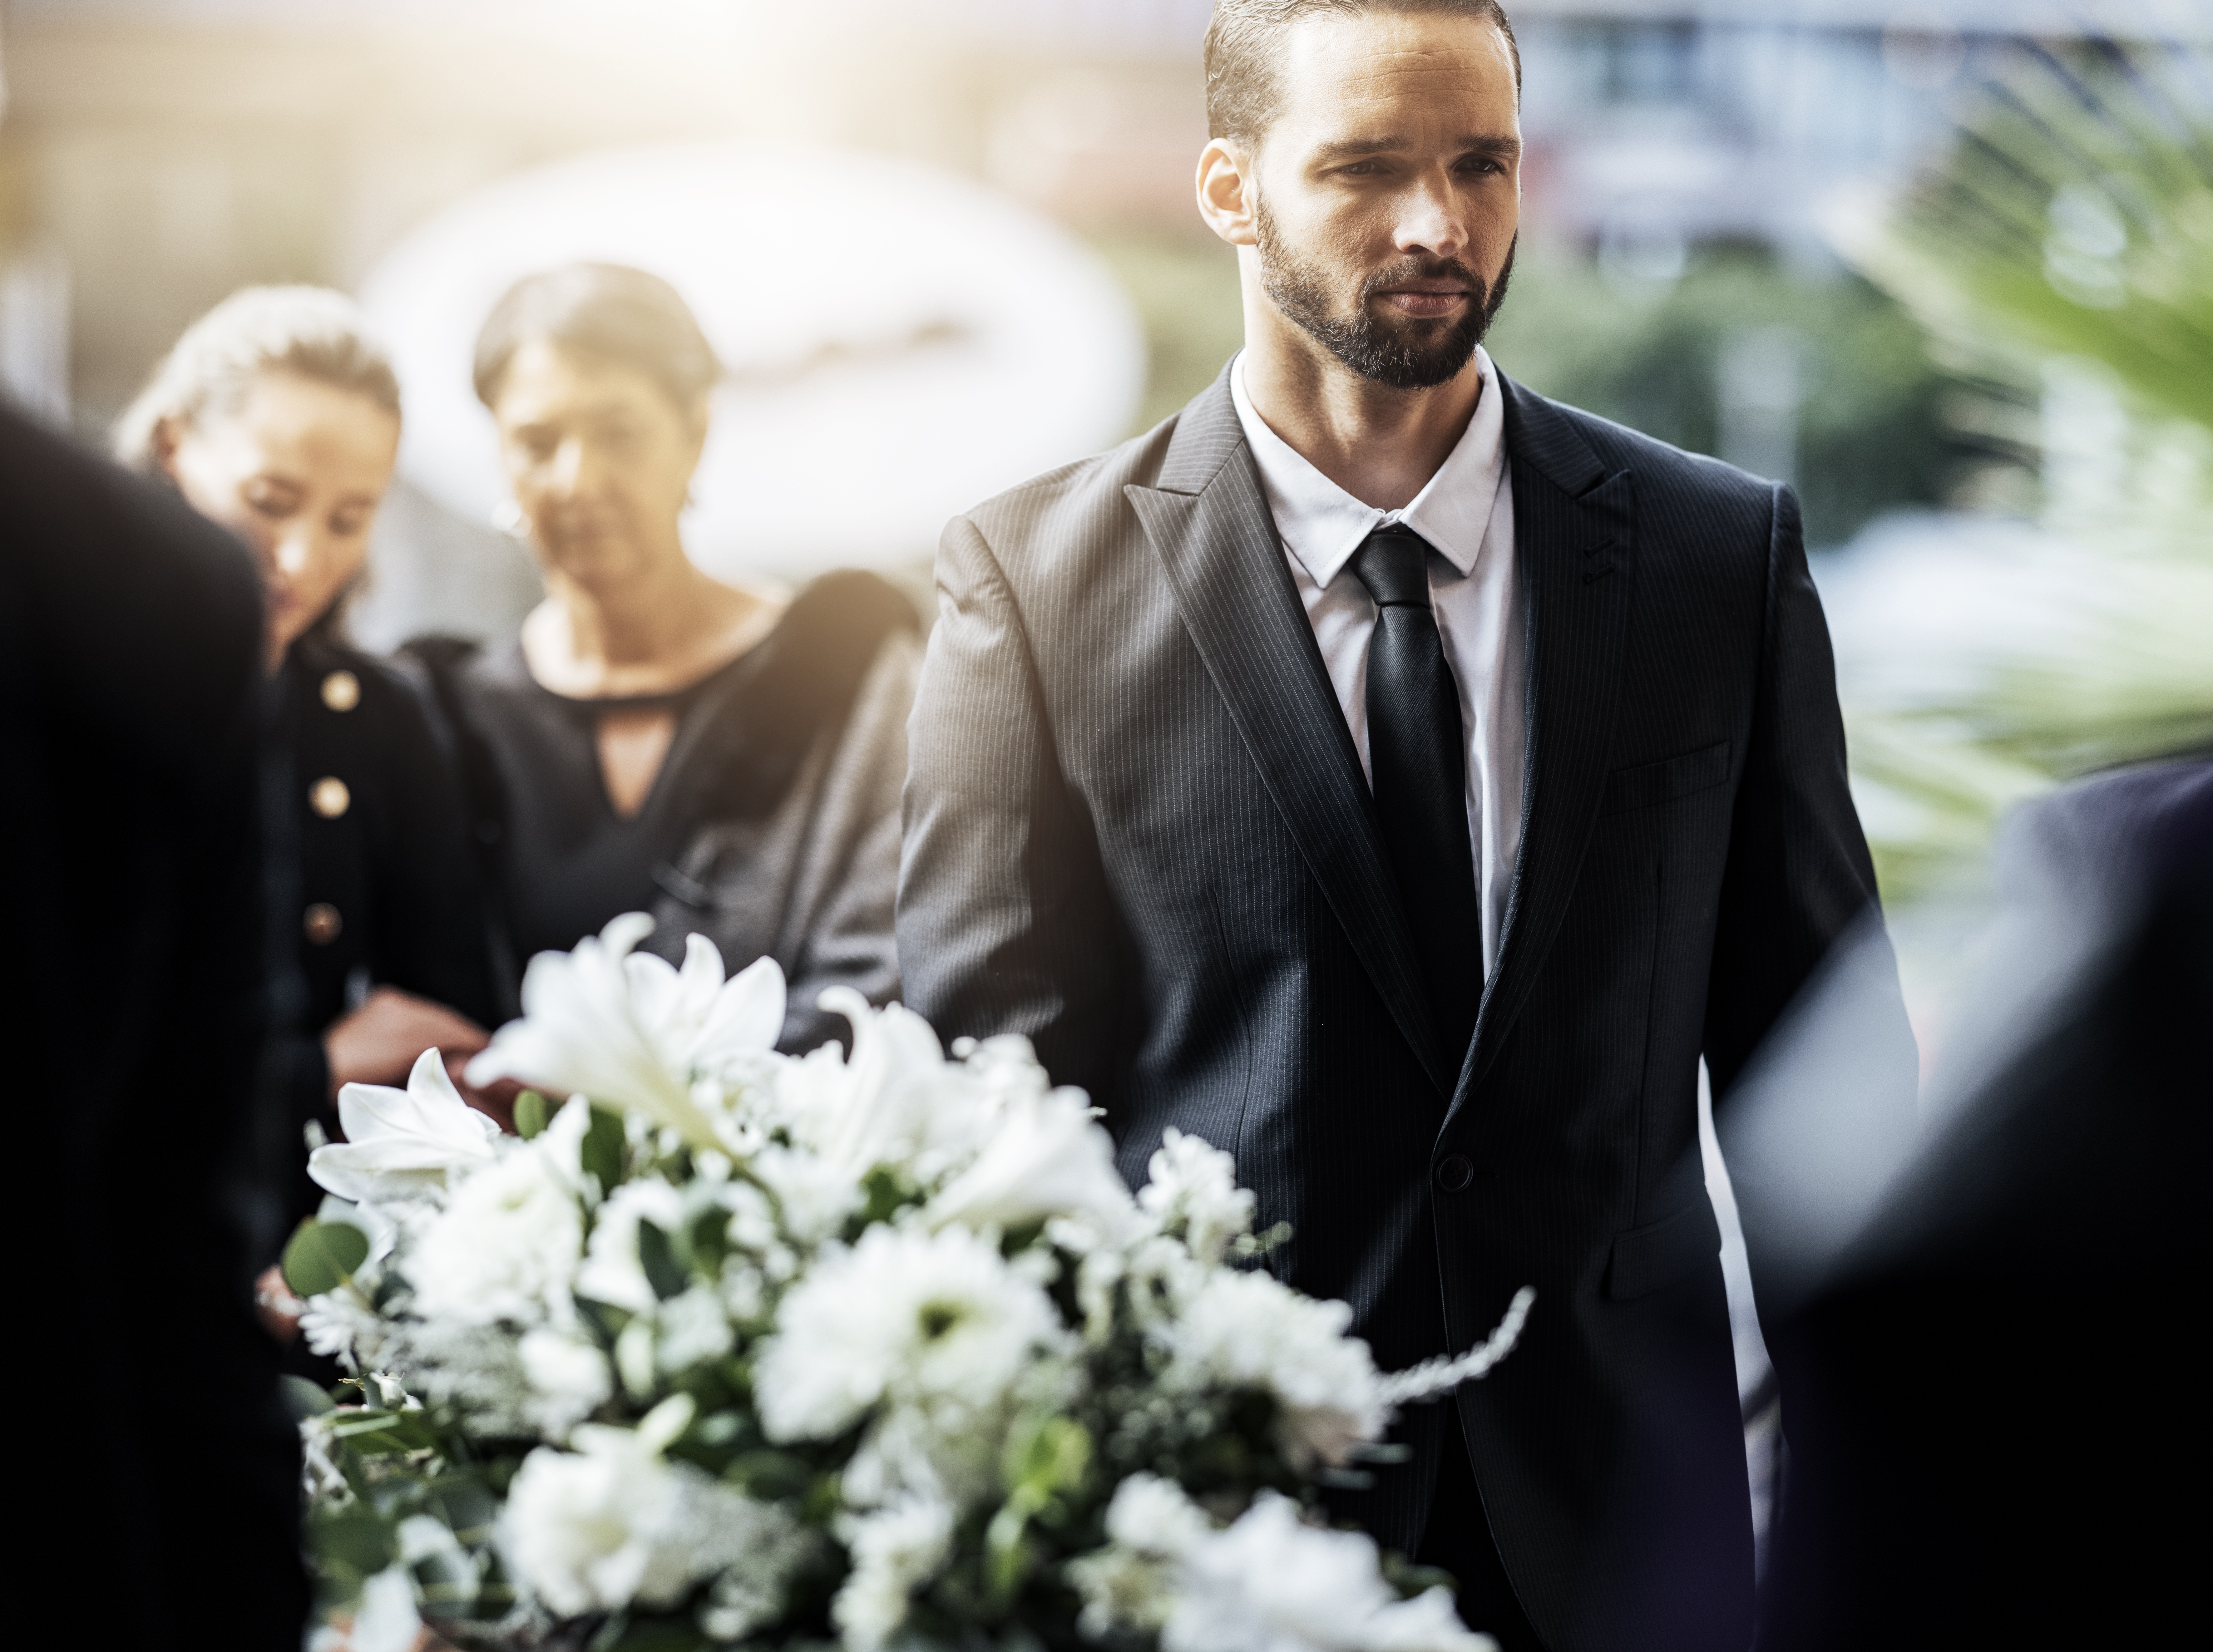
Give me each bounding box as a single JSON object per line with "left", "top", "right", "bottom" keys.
{"left": 115, "top": 288, "right": 503, "bottom": 1256}
{"left": 1, "top": 401, "right": 308, "bottom": 1646}
{"left": 1755, "top": 757, "right": 2211, "bottom": 1650}
{"left": 414, "top": 264, "right": 918, "bottom": 1054}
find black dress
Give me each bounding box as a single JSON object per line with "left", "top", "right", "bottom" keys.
{"left": 269, "top": 628, "right": 502, "bottom": 1225}
{"left": 413, "top": 571, "right": 919, "bottom": 1053}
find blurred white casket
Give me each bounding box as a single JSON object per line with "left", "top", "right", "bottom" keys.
{"left": 356, "top": 140, "right": 1146, "bottom": 591}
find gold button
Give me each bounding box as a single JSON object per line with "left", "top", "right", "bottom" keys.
{"left": 309, "top": 776, "right": 351, "bottom": 819}
{"left": 303, "top": 903, "right": 343, "bottom": 945}
{"left": 320, "top": 670, "right": 361, "bottom": 713}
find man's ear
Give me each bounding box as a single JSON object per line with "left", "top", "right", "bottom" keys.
{"left": 1196, "top": 138, "right": 1259, "bottom": 248}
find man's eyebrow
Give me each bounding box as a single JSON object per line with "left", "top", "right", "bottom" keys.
{"left": 1313, "top": 133, "right": 1523, "bottom": 160}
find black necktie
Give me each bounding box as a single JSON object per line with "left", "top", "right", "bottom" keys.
{"left": 1351, "top": 524, "right": 1483, "bottom": 1063}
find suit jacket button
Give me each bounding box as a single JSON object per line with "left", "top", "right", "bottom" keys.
{"left": 320, "top": 670, "right": 361, "bottom": 712}
{"left": 309, "top": 776, "right": 351, "bottom": 818}
{"left": 303, "top": 903, "right": 343, "bottom": 945}
{"left": 1436, "top": 1154, "right": 1474, "bottom": 1192}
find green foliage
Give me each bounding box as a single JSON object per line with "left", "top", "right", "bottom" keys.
{"left": 1088, "top": 232, "right": 1247, "bottom": 434}
{"left": 1484, "top": 241, "right": 1966, "bottom": 546}
{"left": 1838, "top": 36, "right": 2213, "bottom": 901}
{"left": 1877, "top": 43, "right": 2213, "bottom": 433}
{"left": 581, "top": 1104, "right": 628, "bottom": 1194}
{"left": 514, "top": 1089, "right": 549, "bottom": 1140}
{"left": 283, "top": 1217, "right": 369, "bottom": 1298}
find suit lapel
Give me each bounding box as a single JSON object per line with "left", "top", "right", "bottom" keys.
{"left": 1126, "top": 372, "right": 1456, "bottom": 1099}
{"left": 1454, "top": 374, "right": 1638, "bottom": 1108}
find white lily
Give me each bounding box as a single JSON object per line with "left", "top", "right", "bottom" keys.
{"left": 467, "top": 916, "right": 785, "bottom": 1152}
{"left": 776, "top": 989, "right": 997, "bottom": 1183}
{"left": 924, "top": 1086, "right": 1138, "bottom": 1238}
{"left": 309, "top": 1047, "right": 499, "bottom": 1205}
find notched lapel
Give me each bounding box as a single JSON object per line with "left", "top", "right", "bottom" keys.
{"left": 1455, "top": 379, "right": 1639, "bottom": 1107}
{"left": 1126, "top": 379, "right": 1457, "bottom": 1100}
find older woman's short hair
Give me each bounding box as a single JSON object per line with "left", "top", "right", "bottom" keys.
{"left": 472, "top": 262, "right": 720, "bottom": 417}
{"left": 112, "top": 285, "right": 400, "bottom": 470}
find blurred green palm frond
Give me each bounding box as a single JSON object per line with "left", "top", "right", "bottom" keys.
{"left": 1831, "top": 33, "right": 2213, "bottom": 903}
{"left": 1877, "top": 36, "right": 2213, "bottom": 427}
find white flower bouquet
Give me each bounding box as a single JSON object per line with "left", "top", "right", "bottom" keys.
{"left": 286, "top": 915, "right": 1533, "bottom": 1652}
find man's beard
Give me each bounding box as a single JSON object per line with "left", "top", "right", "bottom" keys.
{"left": 1257, "top": 201, "right": 1515, "bottom": 391}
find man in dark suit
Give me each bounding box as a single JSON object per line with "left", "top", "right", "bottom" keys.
{"left": 1755, "top": 758, "right": 2210, "bottom": 1650}
{"left": 0, "top": 403, "right": 308, "bottom": 1646}
{"left": 898, "top": 4, "right": 1913, "bottom": 1648}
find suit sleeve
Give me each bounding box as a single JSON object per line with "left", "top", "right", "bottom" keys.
{"left": 773, "top": 632, "right": 917, "bottom": 1053}
{"left": 1703, "top": 484, "right": 1913, "bottom": 1104}
{"left": 897, "top": 513, "right": 1129, "bottom": 1098}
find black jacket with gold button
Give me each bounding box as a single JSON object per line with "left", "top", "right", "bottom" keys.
{"left": 270, "top": 629, "right": 501, "bottom": 1221}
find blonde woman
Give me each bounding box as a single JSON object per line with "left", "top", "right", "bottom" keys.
{"left": 117, "top": 288, "right": 503, "bottom": 1248}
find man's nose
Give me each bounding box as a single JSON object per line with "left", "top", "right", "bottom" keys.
{"left": 1394, "top": 170, "right": 1468, "bottom": 261}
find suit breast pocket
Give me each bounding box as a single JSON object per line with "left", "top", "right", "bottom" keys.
{"left": 1599, "top": 739, "right": 1730, "bottom": 817}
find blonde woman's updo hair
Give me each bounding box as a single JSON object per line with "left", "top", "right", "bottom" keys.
{"left": 112, "top": 285, "right": 402, "bottom": 471}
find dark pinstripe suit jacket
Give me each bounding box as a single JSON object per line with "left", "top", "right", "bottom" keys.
{"left": 898, "top": 365, "right": 1903, "bottom": 1650}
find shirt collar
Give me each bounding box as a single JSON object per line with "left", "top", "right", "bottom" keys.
{"left": 1230, "top": 344, "right": 1507, "bottom": 588}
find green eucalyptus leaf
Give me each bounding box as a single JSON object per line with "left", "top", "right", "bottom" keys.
{"left": 281, "top": 1374, "right": 336, "bottom": 1419}
{"left": 309, "top": 1509, "right": 394, "bottom": 1577}
{"left": 581, "top": 1105, "right": 627, "bottom": 1192}
{"left": 514, "top": 1089, "right": 549, "bottom": 1140}
{"left": 636, "top": 1219, "right": 687, "bottom": 1301}
{"left": 282, "top": 1218, "right": 370, "bottom": 1298}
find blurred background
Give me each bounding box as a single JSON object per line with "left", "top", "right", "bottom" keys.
{"left": 2, "top": 0, "right": 2209, "bottom": 1040}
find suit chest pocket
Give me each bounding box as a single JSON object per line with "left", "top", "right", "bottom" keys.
{"left": 1599, "top": 739, "right": 1730, "bottom": 816}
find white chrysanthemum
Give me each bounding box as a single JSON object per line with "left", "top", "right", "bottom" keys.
{"left": 655, "top": 1281, "right": 735, "bottom": 1373}
{"left": 1068, "top": 1473, "right": 1214, "bottom": 1636}
{"left": 298, "top": 1286, "right": 383, "bottom": 1372}
{"left": 1166, "top": 1490, "right": 1496, "bottom": 1652}
{"left": 1139, "top": 1127, "right": 1257, "bottom": 1264}
{"left": 503, "top": 1397, "right": 790, "bottom": 1617}
{"left": 831, "top": 1495, "right": 955, "bottom": 1652}
{"left": 1077, "top": 1478, "right": 1492, "bottom": 1652}
{"left": 1162, "top": 1269, "right": 1384, "bottom": 1466}
{"left": 749, "top": 1145, "right": 862, "bottom": 1248}
{"left": 519, "top": 1329, "right": 614, "bottom": 1440}
{"left": 406, "top": 1140, "right": 584, "bottom": 1326}
{"left": 754, "top": 1224, "right": 1066, "bottom": 1443}
{"left": 575, "top": 1176, "right": 686, "bottom": 1315}
{"left": 468, "top": 917, "right": 784, "bottom": 1150}
{"left": 379, "top": 1318, "right": 535, "bottom": 1437}
{"left": 923, "top": 1085, "right": 1138, "bottom": 1238}
{"left": 310, "top": 1048, "right": 499, "bottom": 1206}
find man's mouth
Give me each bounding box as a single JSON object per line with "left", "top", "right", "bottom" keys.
{"left": 1372, "top": 282, "right": 1473, "bottom": 319}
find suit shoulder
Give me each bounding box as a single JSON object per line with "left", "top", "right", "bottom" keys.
{"left": 1513, "top": 386, "right": 1782, "bottom": 536}
{"left": 954, "top": 415, "right": 1180, "bottom": 567}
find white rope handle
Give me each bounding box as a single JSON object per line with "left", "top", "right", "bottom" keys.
{"left": 1375, "top": 1286, "right": 1537, "bottom": 1407}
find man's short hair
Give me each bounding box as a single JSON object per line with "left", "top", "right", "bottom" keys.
{"left": 1204, "top": 0, "right": 1521, "bottom": 144}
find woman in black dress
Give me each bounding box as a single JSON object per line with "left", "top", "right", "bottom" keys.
{"left": 416, "top": 264, "right": 918, "bottom": 1053}
{"left": 116, "top": 287, "right": 503, "bottom": 1226}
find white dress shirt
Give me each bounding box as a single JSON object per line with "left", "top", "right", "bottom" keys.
{"left": 1230, "top": 346, "right": 1524, "bottom": 977}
